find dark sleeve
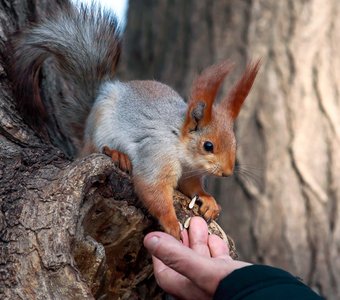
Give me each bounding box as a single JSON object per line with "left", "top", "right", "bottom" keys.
{"left": 213, "top": 265, "right": 324, "bottom": 300}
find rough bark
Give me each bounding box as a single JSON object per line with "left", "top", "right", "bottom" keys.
{"left": 0, "top": 1, "right": 232, "bottom": 299}
{"left": 120, "top": 0, "right": 340, "bottom": 299}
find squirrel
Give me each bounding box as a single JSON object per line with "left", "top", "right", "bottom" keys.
{"left": 8, "top": 3, "right": 260, "bottom": 240}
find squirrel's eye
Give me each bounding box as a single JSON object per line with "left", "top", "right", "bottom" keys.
{"left": 203, "top": 141, "right": 214, "bottom": 153}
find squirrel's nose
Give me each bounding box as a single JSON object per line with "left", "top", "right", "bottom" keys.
{"left": 221, "top": 171, "right": 232, "bottom": 177}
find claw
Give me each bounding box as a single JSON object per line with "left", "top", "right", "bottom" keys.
{"left": 197, "top": 194, "right": 221, "bottom": 221}
{"left": 102, "top": 146, "right": 132, "bottom": 174}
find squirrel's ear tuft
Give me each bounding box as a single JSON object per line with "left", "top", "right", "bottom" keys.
{"left": 182, "top": 61, "right": 233, "bottom": 134}
{"left": 221, "top": 60, "right": 261, "bottom": 120}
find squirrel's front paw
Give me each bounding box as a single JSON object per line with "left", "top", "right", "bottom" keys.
{"left": 197, "top": 195, "right": 221, "bottom": 222}
{"left": 160, "top": 215, "right": 181, "bottom": 240}
{"left": 102, "top": 146, "right": 132, "bottom": 174}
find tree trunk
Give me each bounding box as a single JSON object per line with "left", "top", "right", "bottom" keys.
{"left": 121, "top": 0, "right": 340, "bottom": 298}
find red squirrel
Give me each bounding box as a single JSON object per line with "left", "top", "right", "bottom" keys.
{"left": 8, "top": 3, "right": 260, "bottom": 239}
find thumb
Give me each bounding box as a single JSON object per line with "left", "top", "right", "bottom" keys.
{"left": 144, "top": 232, "right": 202, "bottom": 271}
{"left": 144, "top": 232, "right": 195, "bottom": 262}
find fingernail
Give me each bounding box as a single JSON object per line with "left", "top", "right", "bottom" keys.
{"left": 144, "top": 236, "right": 160, "bottom": 250}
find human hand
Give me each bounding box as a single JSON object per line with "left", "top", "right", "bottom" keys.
{"left": 143, "top": 217, "right": 251, "bottom": 300}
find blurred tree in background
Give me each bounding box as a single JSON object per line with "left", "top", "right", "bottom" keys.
{"left": 120, "top": 1, "right": 340, "bottom": 298}
{"left": 1, "top": 0, "right": 339, "bottom": 299}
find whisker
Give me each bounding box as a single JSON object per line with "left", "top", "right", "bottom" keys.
{"left": 181, "top": 165, "right": 219, "bottom": 180}
{"left": 235, "top": 168, "right": 262, "bottom": 180}
{"left": 234, "top": 164, "right": 263, "bottom": 188}
{"left": 236, "top": 164, "right": 264, "bottom": 173}
{"left": 181, "top": 169, "right": 209, "bottom": 180}
{"left": 235, "top": 170, "right": 262, "bottom": 188}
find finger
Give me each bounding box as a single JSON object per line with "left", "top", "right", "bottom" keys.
{"left": 152, "top": 229, "right": 189, "bottom": 273}
{"left": 208, "top": 234, "right": 230, "bottom": 258}
{"left": 181, "top": 228, "right": 189, "bottom": 247}
{"left": 152, "top": 255, "right": 210, "bottom": 300}
{"left": 152, "top": 256, "right": 188, "bottom": 295}
{"left": 144, "top": 232, "right": 200, "bottom": 265}
{"left": 152, "top": 254, "right": 169, "bottom": 275}
{"left": 144, "top": 232, "right": 207, "bottom": 277}
{"left": 188, "top": 217, "right": 210, "bottom": 257}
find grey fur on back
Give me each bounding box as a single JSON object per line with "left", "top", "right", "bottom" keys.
{"left": 85, "top": 80, "right": 188, "bottom": 182}
{"left": 10, "top": 3, "right": 121, "bottom": 144}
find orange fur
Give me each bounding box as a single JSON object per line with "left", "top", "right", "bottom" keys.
{"left": 220, "top": 60, "right": 261, "bottom": 120}
{"left": 180, "top": 106, "right": 237, "bottom": 178}
{"left": 134, "top": 173, "right": 180, "bottom": 240}
{"left": 182, "top": 61, "right": 233, "bottom": 134}
{"left": 102, "top": 146, "right": 132, "bottom": 174}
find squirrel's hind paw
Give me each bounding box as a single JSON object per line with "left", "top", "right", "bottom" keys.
{"left": 102, "top": 146, "right": 132, "bottom": 174}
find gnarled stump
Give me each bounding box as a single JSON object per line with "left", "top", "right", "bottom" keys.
{"left": 1, "top": 146, "right": 231, "bottom": 299}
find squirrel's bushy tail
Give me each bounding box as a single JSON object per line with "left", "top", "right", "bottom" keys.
{"left": 9, "top": 3, "right": 120, "bottom": 138}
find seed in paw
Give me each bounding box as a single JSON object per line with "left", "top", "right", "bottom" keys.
{"left": 189, "top": 195, "right": 198, "bottom": 209}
